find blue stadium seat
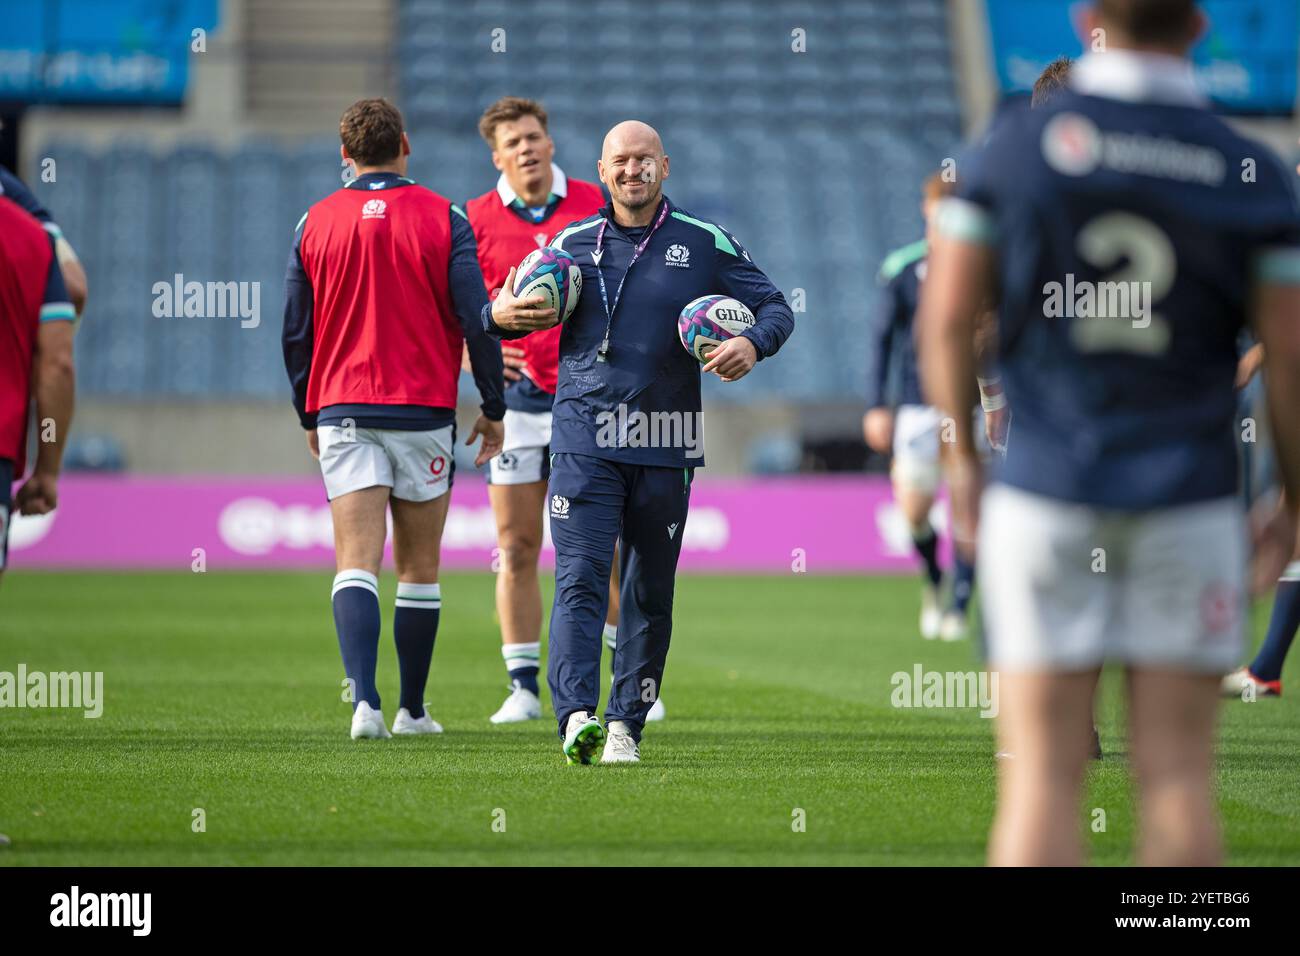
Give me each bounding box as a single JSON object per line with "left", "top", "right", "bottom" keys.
{"left": 53, "top": 0, "right": 961, "bottom": 404}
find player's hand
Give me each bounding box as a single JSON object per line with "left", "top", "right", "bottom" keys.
{"left": 467, "top": 414, "right": 504, "bottom": 467}
{"left": 15, "top": 470, "right": 58, "bottom": 515}
{"left": 306, "top": 429, "right": 320, "bottom": 461}
{"left": 491, "top": 267, "right": 558, "bottom": 332}
{"left": 985, "top": 404, "right": 1012, "bottom": 457}
{"left": 501, "top": 344, "right": 527, "bottom": 383}
{"left": 863, "top": 407, "right": 893, "bottom": 455}
{"left": 700, "top": 335, "right": 758, "bottom": 382}
{"left": 1235, "top": 343, "right": 1265, "bottom": 390}
{"left": 1249, "top": 495, "right": 1297, "bottom": 597}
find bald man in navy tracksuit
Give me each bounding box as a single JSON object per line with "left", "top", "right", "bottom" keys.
{"left": 486, "top": 121, "right": 794, "bottom": 764}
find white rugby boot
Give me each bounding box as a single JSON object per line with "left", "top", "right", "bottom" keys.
{"left": 920, "top": 582, "right": 942, "bottom": 640}
{"left": 490, "top": 681, "right": 543, "bottom": 723}
{"left": 392, "top": 705, "right": 443, "bottom": 735}
{"left": 562, "top": 711, "right": 605, "bottom": 765}
{"left": 350, "top": 701, "right": 392, "bottom": 740}
{"left": 1220, "top": 667, "right": 1281, "bottom": 699}
{"left": 939, "top": 609, "right": 968, "bottom": 642}
{"left": 601, "top": 721, "right": 640, "bottom": 764}
{"left": 645, "top": 697, "right": 666, "bottom": 721}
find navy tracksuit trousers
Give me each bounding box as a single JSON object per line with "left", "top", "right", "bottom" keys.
{"left": 547, "top": 452, "right": 693, "bottom": 742}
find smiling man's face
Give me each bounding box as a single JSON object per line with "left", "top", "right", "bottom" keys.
{"left": 598, "top": 121, "right": 668, "bottom": 215}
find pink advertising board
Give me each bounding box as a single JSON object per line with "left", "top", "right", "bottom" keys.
{"left": 6, "top": 475, "right": 951, "bottom": 572}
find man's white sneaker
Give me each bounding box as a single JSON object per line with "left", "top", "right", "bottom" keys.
{"left": 920, "top": 583, "right": 942, "bottom": 640}
{"left": 392, "top": 705, "right": 443, "bottom": 735}
{"left": 562, "top": 711, "right": 605, "bottom": 765}
{"left": 1220, "top": 667, "right": 1281, "bottom": 699}
{"left": 601, "top": 721, "right": 640, "bottom": 764}
{"left": 350, "top": 701, "right": 392, "bottom": 740}
{"left": 490, "top": 682, "right": 543, "bottom": 723}
{"left": 939, "top": 610, "right": 968, "bottom": 642}
{"left": 645, "top": 697, "right": 666, "bottom": 722}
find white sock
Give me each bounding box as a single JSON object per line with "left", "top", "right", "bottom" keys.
{"left": 502, "top": 641, "right": 540, "bottom": 676}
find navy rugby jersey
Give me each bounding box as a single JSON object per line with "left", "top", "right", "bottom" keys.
{"left": 865, "top": 238, "right": 927, "bottom": 409}
{"left": 484, "top": 195, "right": 794, "bottom": 468}
{"left": 941, "top": 50, "right": 1300, "bottom": 509}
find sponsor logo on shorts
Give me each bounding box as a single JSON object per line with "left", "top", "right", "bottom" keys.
{"left": 550, "top": 495, "right": 570, "bottom": 519}
{"left": 496, "top": 452, "right": 516, "bottom": 471}
{"left": 425, "top": 455, "right": 447, "bottom": 486}
{"left": 1199, "top": 581, "right": 1239, "bottom": 637}
{"left": 667, "top": 522, "right": 679, "bottom": 540}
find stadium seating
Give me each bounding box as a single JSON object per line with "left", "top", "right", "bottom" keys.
{"left": 47, "top": 0, "right": 965, "bottom": 403}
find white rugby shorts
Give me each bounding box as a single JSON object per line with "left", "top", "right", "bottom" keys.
{"left": 979, "top": 484, "right": 1245, "bottom": 674}
{"left": 488, "top": 409, "right": 552, "bottom": 486}
{"left": 317, "top": 424, "right": 454, "bottom": 502}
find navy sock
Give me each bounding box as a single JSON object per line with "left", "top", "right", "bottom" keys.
{"left": 1250, "top": 570, "right": 1300, "bottom": 682}
{"left": 911, "top": 522, "right": 943, "bottom": 587}
{"left": 332, "top": 570, "right": 381, "bottom": 711}
{"left": 394, "top": 582, "right": 441, "bottom": 718}
{"left": 503, "top": 641, "right": 540, "bottom": 695}
{"left": 952, "top": 552, "right": 976, "bottom": 615}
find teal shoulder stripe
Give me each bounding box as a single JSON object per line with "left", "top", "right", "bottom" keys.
{"left": 40, "top": 302, "right": 76, "bottom": 322}
{"left": 451, "top": 203, "right": 468, "bottom": 220}
{"left": 294, "top": 210, "right": 309, "bottom": 232}
{"left": 670, "top": 211, "right": 737, "bottom": 255}
{"left": 878, "top": 238, "right": 928, "bottom": 283}
{"left": 552, "top": 217, "right": 602, "bottom": 251}
{"left": 935, "top": 198, "right": 997, "bottom": 246}
{"left": 1255, "top": 247, "right": 1300, "bottom": 285}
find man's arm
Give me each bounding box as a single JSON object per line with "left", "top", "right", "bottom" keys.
{"left": 53, "top": 236, "right": 87, "bottom": 318}
{"left": 448, "top": 206, "right": 506, "bottom": 422}
{"left": 701, "top": 230, "right": 793, "bottom": 381}
{"left": 916, "top": 200, "right": 999, "bottom": 545}
{"left": 1255, "top": 280, "right": 1300, "bottom": 501}
{"left": 1, "top": 168, "right": 87, "bottom": 316}
{"left": 864, "top": 274, "right": 899, "bottom": 411}
{"left": 281, "top": 212, "right": 317, "bottom": 430}
{"left": 15, "top": 241, "right": 76, "bottom": 515}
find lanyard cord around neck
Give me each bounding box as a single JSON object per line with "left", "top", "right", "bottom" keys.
{"left": 592, "top": 200, "right": 669, "bottom": 362}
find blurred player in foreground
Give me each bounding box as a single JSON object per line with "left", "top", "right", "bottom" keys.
{"left": 865, "top": 173, "right": 976, "bottom": 641}
{"left": 0, "top": 198, "right": 77, "bottom": 584}
{"left": 464, "top": 98, "right": 665, "bottom": 723}
{"left": 919, "top": 0, "right": 1300, "bottom": 864}
{"left": 283, "top": 98, "right": 505, "bottom": 739}
{"left": 487, "top": 121, "right": 793, "bottom": 763}
{"left": 977, "top": 55, "right": 1105, "bottom": 761}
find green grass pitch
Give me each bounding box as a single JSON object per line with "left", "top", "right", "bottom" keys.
{"left": 1, "top": 570, "right": 1297, "bottom": 866}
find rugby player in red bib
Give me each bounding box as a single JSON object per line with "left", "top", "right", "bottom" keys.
{"left": 283, "top": 98, "right": 506, "bottom": 739}
{"left": 0, "top": 198, "right": 77, "bottom": 582}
